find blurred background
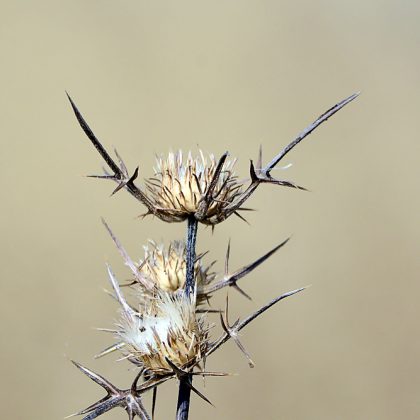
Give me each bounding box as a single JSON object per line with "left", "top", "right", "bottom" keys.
{"left": 1, "top": 1, "right": 419, "bottom": 419}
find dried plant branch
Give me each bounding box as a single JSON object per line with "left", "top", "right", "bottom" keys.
{"left": 206, "top": 287, "right": 306, "bottom": 358}
{"left": 201, "top": 237, "right": 290, "bottom": 298}
{"left": 221, "top": 92, "right": 360, "bottom": 220}
{"left": 263, "top": 93, "right": 359, "bottom": 176}
{"left": 220, "top": 295, "right": 255, "bottom": 367}
{"left": 176, "top": 215, "right": 199, "bottom": 420}
{"left": 70, "top": 362, "right": 151, "bottom": 420}
{"left": 66, "top": 93, "right": 160, "bottom": 218}
{"left": 184, "top": 216, "right": 198, "bottom": 296}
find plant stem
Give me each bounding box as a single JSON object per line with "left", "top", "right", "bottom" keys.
{"left": 176, "top": 215, "right": 198, "bottom": 420}
{"left": 184, "top": 215, "right": 198, "bottom": 297}
{"left": 176, "top": 375, "right": 193, "bottom": 420}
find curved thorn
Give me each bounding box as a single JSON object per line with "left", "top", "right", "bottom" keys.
{"left": 131, "top": 369, "right": 145, "bottom": 393}
{"left": 249, "top": 160, "right": 258, "bottom": 182}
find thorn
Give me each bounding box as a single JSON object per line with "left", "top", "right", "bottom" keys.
{"left": 224, "top": 239, "right": 231, "bottom": 276}
{"left": 129, "top": 166, "right": 140, "bottom": 183}
{"left": 135, "top": 211, "right": 153, "bottom": 220}
{"left": 87, "top": 174, "right": 116, "bottom": 180}
{"left": 131, "top": 369, "right": 144, "bottom": 393}
{"left": 70, "top": 361, "right": 152, "bottom": 419}
{"left": 101, "top": 218, "right": 154, "bottom": 290}
{"left": 164, "top": 357, "right": 185, "bottom": 378}
{"left": 257, "top": 145, "right": 263, "bottom": 171}
{"left": 114, "top": 148, "right": 128, "bottom": 175}
{"left": 195, "top": 250, "right": 209, "bottom": 263}
{"left": 206, "top": 286, "right": 307, "bottom": 359}
{"left": 249, "top": 160, "right": 258, "bottom": 182}
{"left": 71, "top": 360, "right": 119, "bottom": 395}
{"left": 232, "top": 284, "right": 252, "bottom": 301}
{"left": 264, "top": 92, "right": 360, "bottom": 175}
{"left": 66, "top": 92, "right": 122, "bottom": 176}
{"left": 110, "top": 167, "right": 140, "bottom": 196}
{"left": 233, "top": 211, "right": 250, "bottom": 225}
{"left": 111, "top": 181, "right": 127, "bottom": 196}
{"left": 196, "top": 151, "right": 229, "bottom": 220}
{"left": 152, "top": 388, "right": 157, "bottom": 420}
{"left": 204, "top": 237, "right": 290, "bottom": 297}
{"left": 187, "top": 382, "right": 214, "bottom": 407}
{"left": 219, "top": 296, "right": 254, "bottom": 366}
{"left": 106, "top": 264, "right": 135, "bottom": 315}
{"left": 94, "top": 342, "right": 126, "bottom": 359}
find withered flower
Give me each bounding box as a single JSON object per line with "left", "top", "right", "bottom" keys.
{"left": 66, "top": 92, "right": 358, "bottom": 225}
{"left": 107, "top": 266, "right": 209, "bottom": 375}
{"left": 142, "top": 150, "right": 244, "bottom": 224}
{"left": 139, "top": 240, "right": 215, "bottom": 293}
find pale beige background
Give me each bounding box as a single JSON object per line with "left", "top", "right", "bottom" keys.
{"left": 1, "top": 1, "right": 419, "bottom": 419}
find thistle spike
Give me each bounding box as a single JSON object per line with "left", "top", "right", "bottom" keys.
{"left": 219, "top": 295, "right": 255, "bottom": 368}
{"left": 207, "top": 287, "right": 307, "bottom": 358}
{"left": 70, "top": 362, "right": 151, "bottom": 420}
{"left": 202, "top": 237, "right": 290, "bottom": 297}
{"left": 101, "top": 218, "right": 154, "bottom": 290}
{"left": 222, "top": 93, "right": 359, "bottom": 220}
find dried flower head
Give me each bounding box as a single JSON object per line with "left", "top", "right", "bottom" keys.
{"left": 107, "top": 266, "right": 209, "bottom": 375}
{"left": 139, "top": 240, "right": 215, "bottom": 292}
{"left": 144, "top": 151, "right": 243, "bottom": 224}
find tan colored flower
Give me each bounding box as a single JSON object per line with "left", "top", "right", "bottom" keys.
{"left": 144, "top": 151, "right": 244, "bottom": 224}
{"left": 107, "top": 266, "right": 209, "bottom": 375}
{"left": 139, "top": 240, "right": 215, "bottom": 292}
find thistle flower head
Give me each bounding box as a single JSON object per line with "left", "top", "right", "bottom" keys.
{"left": 145, "top": 151, "right": 244, "bottom": 224}
{"left": 139, "top": 240, "right": 215, "bottom": 293}
{"left": 108, "top": 266, "right": 209, "bottom": 375}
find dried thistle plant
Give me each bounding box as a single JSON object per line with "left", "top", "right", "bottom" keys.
{"left": 67, "top": 92, "right": 358, "bottom": 420}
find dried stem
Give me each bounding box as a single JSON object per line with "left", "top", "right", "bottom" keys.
{"left": 176, "top": 376, "right": 193, "bottom": 420}
{"left": 185, "top": 216, "right": 198, "bottom": 297}
{"left": 176, "top": 215, "right": 198, "bottom": 420}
